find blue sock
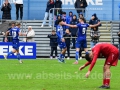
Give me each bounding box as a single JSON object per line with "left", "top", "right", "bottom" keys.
{"left": 17, "top": 53, "right": 21, "bottom": 60}
{"left": 60, "top": 54, "right": 64, "bottom": 59}
{"left": 75, "top": 51, "right": 79, "bottom": 61}
{"left": 7, "top": 51, "right": 13, "bottom": 56}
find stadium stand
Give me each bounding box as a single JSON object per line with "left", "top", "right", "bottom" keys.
{"left": 20, "top": 20, "right": 111, "bottom": 57}
{"left": 111, "top": 21, "right": 120, "bottom": 46}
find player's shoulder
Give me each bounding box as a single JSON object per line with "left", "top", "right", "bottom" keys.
{"left": 77, "top": 23, "right": 81, "bottom": 26}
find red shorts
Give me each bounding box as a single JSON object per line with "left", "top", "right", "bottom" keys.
{"left": 104, "top": 50, "right": 119, "bottom": 66}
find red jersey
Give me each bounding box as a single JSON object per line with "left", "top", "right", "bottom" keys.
{"left": 87, "top": 43, "right": 119, "bottom": 71}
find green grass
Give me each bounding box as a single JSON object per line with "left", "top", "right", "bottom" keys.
{"left": 0, "top": 59, "right": 119, "bottom": 90}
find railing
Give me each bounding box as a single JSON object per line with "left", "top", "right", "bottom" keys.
{"left": 49, "top": 8, "right": 86, "bottom": 30}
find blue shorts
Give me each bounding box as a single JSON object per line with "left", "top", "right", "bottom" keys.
{"left": 12, "top": 40, "right": 19, "bottom": 50}
{"left": 75, "top": 38, "right": 87, "bottom": 48}
{"left": 58, "top": 41, "right": 66, "bottom": 49}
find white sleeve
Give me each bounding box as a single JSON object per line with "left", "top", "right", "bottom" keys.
{"left": 27, "top": 30, "right": 35, "bottom": 37}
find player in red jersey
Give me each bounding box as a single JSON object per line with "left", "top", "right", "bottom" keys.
{"left": 79, "top": 43, "right": 119, "bottom": 89}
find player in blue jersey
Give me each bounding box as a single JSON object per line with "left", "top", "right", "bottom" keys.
{"left": 56, "top": 19, "right": 67, "bottom": 63}
{"left": 4, "top": 22, "right": 25, "bottom": 63}
{"left": 64, "top": 17, "right": 101, "bottom": 64}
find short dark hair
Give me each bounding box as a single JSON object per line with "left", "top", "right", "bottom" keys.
{"left": 58, "top": 19, "right": 63, "bottom": 24}
{"left": 62, "top": 12, "right": 66, "bottom": 14}
{"left": 9, "top": 21, "right": 15, "bottom": 26}
{"left": 79, "top": 17, "right": 85, "bottom": 22}
{"left": 52, "top": 30, "right": 55, "bottom": 32}
{"left": 85, "top": 53, "right": 91, "bottom": 61}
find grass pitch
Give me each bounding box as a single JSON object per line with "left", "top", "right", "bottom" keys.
{"left": 0, "top": 59, "right": 119, "bottom": 90}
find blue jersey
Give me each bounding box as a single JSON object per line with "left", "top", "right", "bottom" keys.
{"left": 77, "top": 23, "right": 89, "bottom": 39}
{"left": 56, "top": 25, "right": 64, "bottom": 42}
{"left": 10, "top": 26, "right": 20, "bottom": 40}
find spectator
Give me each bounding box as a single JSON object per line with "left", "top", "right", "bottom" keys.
{"left": 54, "top": 0, "right": 62, "bottom": 17}
{"left": 23, "top": 26, "right": 35, "bottom": 42}
{"left": 74, "top": 0, "right": 88, "bottom": 17}
{"left": 69, "top": 15, "right": 79, "bottom": 49}
{"left": 41, "top": 0, "right": 54, "bottom": 27}
{"left": 66, "top": 11, "right": 73, "bottom": 24}
{"left": 13, "top": 0, "right": 23, "bottom": 20}
{"left": 1, "top": 0, "right": 11, "bottom": 21}
{"left": 89, "top": 13, "right": 101, "bottom": 31}
{"left": 48, "top": 30, "right": 58, "bottom": 59}
{"left": 63, "top": 29, "right": 71, "bottom": 59}
{"left": 79, "top": 13, "right": 86, "bottom": 23}
{"left": 90, "top": 30, "right": 100, "bottom": 48}
{"left": 54, "top": 14, "right": 62, "bottom": 31}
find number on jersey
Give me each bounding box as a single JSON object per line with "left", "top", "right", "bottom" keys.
{"left": 82, "top": 28, "right": 86, "bottom": 34}
{"left": 12, "top": 31, "right": 16, "bottom": 38}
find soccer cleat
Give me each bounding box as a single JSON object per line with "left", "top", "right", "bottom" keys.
{"left": 99, "top": 85, "right": 110, "bottom": 89}
{"left": 99, "top": 85, "right": 105, "bottom": 88}
{"left": 19, "top": 60, "right": 23, "bottom": 64}
{"left": 73, "top": 61, "right": 78, "bottom": 64}
{"left": 57, "top": 57, "right": 62, "bottom": 62}
{"left": 103, "top": 85, "right": 110, "bottom": 89}
{"left": 61, "top": 59, "right": 65, "bottom": 63}
{"left": 4, "top": 55, "right": 7, "bottom": 60}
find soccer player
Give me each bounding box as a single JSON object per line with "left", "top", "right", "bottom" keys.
{"left": 56, "top": 19, "right": 67, "bottom": 63}
{"left": 79, "top": 43, "right": 119, "bottom": 89}
{"left": 64, "top": 17, "right": 101, "bottom": 64}
{"left": 4, "top": 22, "right": 25, "bottom": 63}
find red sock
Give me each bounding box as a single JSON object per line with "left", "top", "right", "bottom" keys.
{"left": 103, "top": 79, "right": 106, "bottom": 85}
{"left": 105, "top": 79, "right": 110, "bottom": 86}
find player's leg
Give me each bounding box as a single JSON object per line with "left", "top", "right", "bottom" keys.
{"left": 99, "top": 65, "right": 107, "bottom": 88}
{"left": 74, "top": 48, "right": 80, "bottom": 64}
{"left": 4, "top": 48, "right": 16, "bottom": 60}
{"left": 4, "top": 40, "right": 18, "bottom": 60}
{"left": 103, "top": 64, "right": 111, "bottom": 89}
{"left": 99, "top": 52, "right": 119, "bottom": 89}
{"left": 16, "top": 50, "right": 23, "bottom": 63}
{"left": 59, "top": 42, "right": 67, "bottom": 63}
{"left": 74, "top": 40, "right": 80, "bottom": 64}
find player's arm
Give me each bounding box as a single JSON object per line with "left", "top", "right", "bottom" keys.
{"left": 89, "top": 22, "right": 101, "bottom": 28}
{"left": 64, "top": 23, "right": 78, "bottom": 28}
{"left": 85, "top": 55, "right": 98, "bottom": 78}
{"left": 18, "top": 29, "right": 26, "bottom": 36}
{"left": 4, "top": 31, "right": 10, "bottom": 42}
{"left": 79, "top": 61, "right": 91, "bottom": 70}
{"left": 19, "top": 32, "right": 26, "bottom": 36}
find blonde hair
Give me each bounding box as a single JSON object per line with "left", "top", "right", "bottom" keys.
{"left": 15, "top": 22, "right": 21, "bottom": 26}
